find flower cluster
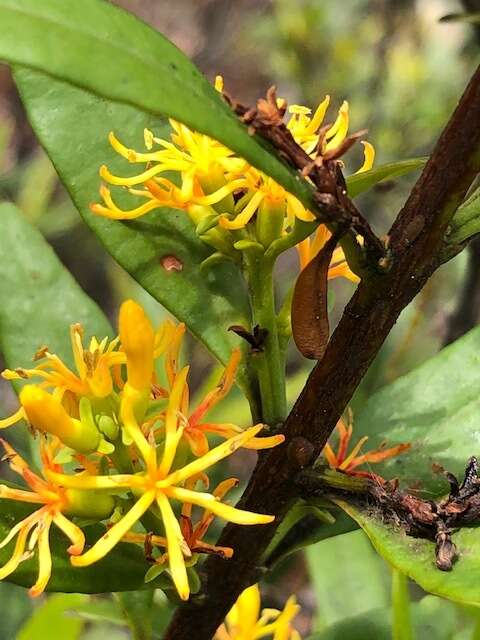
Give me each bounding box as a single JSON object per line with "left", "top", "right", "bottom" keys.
{"left": 91, "top": 78, "right": 374, "bottom": 283}
{"left": 324, "top": 412, "right": 410, "bottom": 481}
{"left": 215, "top": 583, "right": 301, "bottom": 640}
{"left": 0, "top": 300, "right": 283, "bottom": 599}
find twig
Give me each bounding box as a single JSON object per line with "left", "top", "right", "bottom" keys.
{"left": 229, "top": 87, "right": 386, "bottom": 267}
{"left": 163, "top": 65, "right": 480, "bottom": 640}
{"left": 297, "top": 457, "right": 480, "bottom": 571}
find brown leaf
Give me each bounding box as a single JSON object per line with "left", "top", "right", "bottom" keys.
{"left": 291, "top": 234, "right": 339, "bottom": 360}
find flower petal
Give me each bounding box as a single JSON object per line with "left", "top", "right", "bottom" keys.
{"left": 156, "top": 493, "right": 190, "bottom": 601}
{"left": 167, "top": 487, "right": 274, "bottom": 525}
{"left": 71, "top": 490, "right": 155, "bottom": 567}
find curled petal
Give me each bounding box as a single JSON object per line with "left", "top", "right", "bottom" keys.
{"left": 0, "top": 407, "right": 25, "bottom": 429}
{"left": 71, "top": 491, "right": 155, "bottom": 568}
{"left": 167, "top": 487, "right": 274, "bottom": 525}
{"left": 29, "top": 515, "right": 53, "bottom": 597}
{"left": 53, "top": 512, "right": 85, "bottom": 556}
{"left": 356, "top": 141, "right": 376, "bottom": 174}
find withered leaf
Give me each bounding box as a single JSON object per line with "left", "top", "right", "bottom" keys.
{"left": 291, "top": 233, "right": 339, "bottom": 360}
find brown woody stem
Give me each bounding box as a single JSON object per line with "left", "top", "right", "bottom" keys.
{"left": 164, "top": 65, "right": 480, "bottom": 640}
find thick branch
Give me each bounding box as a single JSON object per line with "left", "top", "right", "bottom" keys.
{"left": 443, "top": 0, "right": 480, "bottom": 344}
{"left": 164, "top": 65, "right": 480, "bottom": 640}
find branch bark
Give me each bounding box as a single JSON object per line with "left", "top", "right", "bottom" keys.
{"left": 164, "top": 65, "right": 480, "bottom": 640}
{"left": 443, "top": 0, "right": 480, "bottom": 345}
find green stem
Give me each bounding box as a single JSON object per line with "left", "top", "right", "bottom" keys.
{"left": 391, "top": 569, "right": 414, "bottom": 640}
{"left": 244, "top": 252, "right": 287, "bottom": 425}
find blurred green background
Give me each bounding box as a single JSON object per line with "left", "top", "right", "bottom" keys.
{"left": 0, "top": 0, "right": 479, "bottom": 637}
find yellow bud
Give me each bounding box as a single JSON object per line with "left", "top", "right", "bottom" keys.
{"left": 119, "top": 300, "right": 154, "bottom": 392}
{"left": 20, "top": 385, "right": 100, "bottom": 454}
{"left": 65, "top": 489, "right": 115, "bottom": 520}
{"left": 255, "top": 197, "right": 286, "bottom": 248}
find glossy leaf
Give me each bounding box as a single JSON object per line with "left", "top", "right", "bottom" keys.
{"left": 1, "top": 3, "right": 424, "bottom": 219}
{"left": 13, "top": 69, "right": 256, "bottom": 399}
{"left": 336, "top": 499, "right": 480, "bottom": 606}
{"left": 0, "top": 0, "right": 312, "bottom": 206}
{"left": 352, "top": 324, "right": 480, "bottom": 494}
{"left": 0, "top": 202, "right": 112, "bottom": 375}
{"left": 0, "top": 500, "right": 171, "bottom": 593}
{"left": 346, "top": 158, "right": 427, "bottom": 198}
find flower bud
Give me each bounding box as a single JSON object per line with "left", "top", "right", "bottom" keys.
{"left": 65, "top": 489, "right": 115, "bottom": 520}
{"left": 119, "top": 300, "right": 155, "bottom": 392}
{"left": 255, "top": 196, "right": 286, "bottom": 248}
{"left": 20, "top": 385, "right": 100, "bottom": 454}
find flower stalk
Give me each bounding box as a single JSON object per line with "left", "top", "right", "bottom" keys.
{"left": 243, "top": 251, "right": 287, "bottom": 426}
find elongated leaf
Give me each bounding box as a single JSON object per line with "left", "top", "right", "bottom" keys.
{"left": 336, "top": 500, "right": 480, "bottom": 606}
{"left": 352, "top": 324, "right": 480, "bottom": 495}
{"left": 0, "top": 501, "right": 170, "bottom": 593}
{"left": 447, "top": 186, "right": 480, "bottom": 244}
{"left": 13, "top": 69, "right": 256, "bottom": 400}
{"left": 0, "top": 202, "right": 112, "bottom": 373}
{"left": 0, "top": 2, "right": 427, "bottom": 216}
{"left": 0, "top": 0, "right": 311, "bottom": 206}
{"left": 307, "top": 530, "right": 389, "bottom": 629}
{"left": 346, "top": 158, "right": 426, "bottom": 198}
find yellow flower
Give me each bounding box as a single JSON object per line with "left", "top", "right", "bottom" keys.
{"left": 215, "top": 583, "right": 301, "bottom": 640}
{"left": 122, "top": 477, "right": 239, "bottom": 563}
{"left": 2, "top": 325, "right": 121, "bottom": 400}
{"left": 324, "top": 414, "right": 410, "bottom": 480}
{"left": 155, "top": 337, "right": 284, "bottom": 457}
{"left": 0, "top": 439, "right": 113, "bottom": 597}
{"left": 46, "top": 367, "right": 275, "bottom": 601}
{"left": 90, "top": 78, "right": 374, "bottom": 277}
{"left": 0, "top": 300, "right": 284, "bottom": 600}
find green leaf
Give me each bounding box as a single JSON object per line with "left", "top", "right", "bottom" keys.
{"left": 0, "top": 0, "right": 312, "bottom": 206}
{"left": 74, "top": 598, "right": 127, "bottom": 627}
{"left": 306, "top": 529, "right": 389, "bottom": 629}
{"left": 0, "top": 202, "right": 112, "bottom": 376}
{"left": 264, "top": 505, "right": 356, "bottom": 568}
{"left": 115, "top": 591, "right": 154, "bottom": 640}
{"left": 346, "top": 158, "right": 427, "bottom": 198}
{"left": 308, "top": 595, "right": 464, "bottom": 640}
{"left": 13, "top": 69, "right": 256, "bottom": 402}
{"left": 336, "top": 499, "right": 480, "bottom": 606}
{"left": 446, "top": 186, "right": 480, "bottom": 245}
{"left": 17, "top": 594, "right": 86, "bottom": 640}
{"left": 352, "top": 324, "right": 480, "bottom": 495}
{"left": 0, "top": 500, "right": 171, "bottom": 593}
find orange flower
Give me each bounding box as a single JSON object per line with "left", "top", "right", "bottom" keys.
{"left": 0, "top": 439, "right": 113, "bottom": 596}
{"left": 324, "top": 414, "right": 410, "bottom": 480}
